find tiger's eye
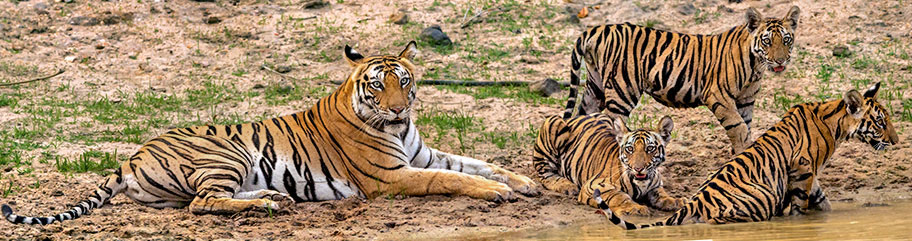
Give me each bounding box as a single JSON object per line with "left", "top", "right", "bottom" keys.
{"left": 625, "top": 146, "right": 634, "bottom": 153}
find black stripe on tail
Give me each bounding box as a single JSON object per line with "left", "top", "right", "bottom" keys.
{"left": 592, "top": 189, "right": 669, "bottom": 230}
{"left": 3, "top": 173, "right": 125, "bottom": 225}
{"left": 563, "top": 36, "right": 586, "bottom": 119}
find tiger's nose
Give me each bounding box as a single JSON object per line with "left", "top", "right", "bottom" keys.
{"left": 390, "top": 106, "right": 406, "bottom": 114}
{"left": 775, "top": 58, "right": 788, "bottom": 64}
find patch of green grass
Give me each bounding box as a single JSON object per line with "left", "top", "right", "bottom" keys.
{"left": 416, "top": 111, "right": 483, "bottom": 154}
{"left": 851, "top": 55, "right": 876, "bottom": 70}
{"left": 55, "top": 150, "right": 122, "bottom": 176}
{"left": 438, "top": 85, "right": 565, "bottom": 106}
{"left": 900, "top": 98, "right": 912, "bottom": 122}
{"left": 771, "top": 87, "right": 805, "bottom": 112}
{"left": 0, "top": 94, "right": 18, "bottom": 107}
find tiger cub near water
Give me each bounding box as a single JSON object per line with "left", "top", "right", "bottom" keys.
{"left": 533, "top": 114, "right": 684, "bottom": 215}
{"left": 593, "top": 83, "right": 900, "bottom": 229}
{"left": 564, "top": 6, "right": 801, "bottom": 154}
{"left": 2, "top": 41, "right": 539, "bottom": 225}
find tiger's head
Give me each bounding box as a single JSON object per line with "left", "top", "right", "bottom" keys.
{"left": 842, "top": 83, "right": 900, "bottom": 151}
{"left": 343, "top": 41, "right": 418, "bottom": 135}
{"left": 609, "top": 116, "right": 674, "bottom": 184}
{"left": 746, "top": 6, "right": 800, "bottom": 73}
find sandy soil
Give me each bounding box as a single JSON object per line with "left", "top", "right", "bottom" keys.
{"left": 0, "top": 0, "right": 910, "bottom": 240}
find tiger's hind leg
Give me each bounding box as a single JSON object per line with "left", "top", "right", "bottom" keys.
{"left": 188, "top": 178, "right": 280, "bottom": 215}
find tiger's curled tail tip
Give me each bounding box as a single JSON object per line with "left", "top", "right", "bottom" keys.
{"left": 2, "top": 204, "right": 12, "bottom": 217}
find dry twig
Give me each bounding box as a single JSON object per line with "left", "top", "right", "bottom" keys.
{"left": 0, "top": 68, "right": 65, "bottom": 87}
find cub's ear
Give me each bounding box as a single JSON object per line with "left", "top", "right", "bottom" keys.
{"left": 344, "top": 45, "right": 365, "bottom": 67}
{"left": 863, "top": 82, "right": 881, "bottom": 99}
{"left": 784, "top": 6, "right": 800, "bottom": 29}
{"left": 746, "top": 7, "right": 763, "bottom": 31}
{"left": 658, "top": 116, "right": 674, "bottom": 144}
{"left": 844, "top": 90, "right": 865, "bottom": 119}
{"left": 399, "top": 41, "right": 418, "bottom": 60}
{"left": 609, "top": 117, "right": 630, "bottom": 144}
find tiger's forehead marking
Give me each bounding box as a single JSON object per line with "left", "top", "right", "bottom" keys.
{"left": 363, "top": 58, "right": 410, "bottom": 81}
{"left": 623, "top": 130, "right": 658, "bottom": 146}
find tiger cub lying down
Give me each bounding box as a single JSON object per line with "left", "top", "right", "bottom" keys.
{"left": 533, "top": 114, "right": 684, "bottom": 215}
{"left": 2, "top": 41, "right": 538, "bottom": 225}
{"left": 593, "top": 83, "right": 899, "bottom": 229}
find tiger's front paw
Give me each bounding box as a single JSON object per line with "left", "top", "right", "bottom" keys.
{"left": 507, "top": 174, "right": 540, "bottom": 197}
{"left": 543, "top": 178, "right": 579, "bottom": 196}
{"left": 471, "top": 181, "right": 516, "bottom": 203}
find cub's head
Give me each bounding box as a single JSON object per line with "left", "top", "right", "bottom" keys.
{"left": 343, "top": 41, "right": 418, "bottom": 134}
{"left": 843, "top": 83, "right": 900, "bottom": 151}
{"left": 609, "top": 116, "right": 674, "bottom": 183}
{"left": 746, "top": 6, "right": 800, "bottom": 73}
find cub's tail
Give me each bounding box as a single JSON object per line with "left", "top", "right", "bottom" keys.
{"left": 3, "top": 172, "right": 126, "bottom": 225}
{"left": 562, "top": 35, "right": 586, "bottom": 119}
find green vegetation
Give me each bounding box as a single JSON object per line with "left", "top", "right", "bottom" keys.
{"left": 54, "top": 150, "right": 123, "bottom": 175}
{"left": 438, "top": 85, "right": 565, "bottom": 106}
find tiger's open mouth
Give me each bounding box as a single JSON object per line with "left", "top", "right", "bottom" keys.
{"left": 771, "top": 65, "right": 786, "bottom": 73}
{"left": 634, "top": 173, "right": 648, "bottom": 180}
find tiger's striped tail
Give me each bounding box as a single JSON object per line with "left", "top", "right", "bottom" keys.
{"left": 2, "top": 172, "right": 126, "bottom": 225}
{"left": 592, "top": 189, "right": 680, "bottom": 230}
{"left": 562, "top": 35, "right": 586, "bottom": 119}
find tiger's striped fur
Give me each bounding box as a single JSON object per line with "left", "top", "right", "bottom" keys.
{"left": 592, "top": 83, "right": 899, "bottom": 229}
{"left": 563, "top": 6, "right": 801, "bottom": 154}
{"left": 1, "top": 41, "right": 539, "bottom": 225}
{"left": 533, "top": 114, "right": 683, "bottom": 215}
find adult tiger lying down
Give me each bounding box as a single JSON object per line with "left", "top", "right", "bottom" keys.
{"left": 592, "top": 83, "right": 899, "bottom": 229}
{"left": 2, "top": 41, "right": 538, "bottom": 225}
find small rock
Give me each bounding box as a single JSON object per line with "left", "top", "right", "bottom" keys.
{"left": 204, "top": 16, "right": 221, "bottom": 24}
{"left": 64, "top": 56, "right": 77, "bottom": 62}
{"left": 677, "top": 3, "right": 696, "bottom": 15}
{"left": 252, "top": 84, "right": 266, "bottom": 89}
{"left": 848, "top": 15, "right": 862, "bottom": 21}
{"left": 717, "top": 5, "right": 733, "bottom": 13}
{"left": 530, "top": 78, "right": 561, "bottom": 97}
{"left": 34, "top": 3, "right": 49, "bottom": 15}
{"left": 563, "top": 6, "right": 580, "bottom": 24}
{"left": 728, "top": 0, "right": 742, "bottom": 3}
{"left": 511, "top": 29, "right": 521, "bottom": 34}
{"left": 275, "top": 65, "right": 292, "bottom": 73}
{"left": 832, "top": 45, "right": 851, "bottom": 58}
{"left": 51, "top": 190, "right": 64, "bottom": 196}
{"left": 303, "top": 0, "right": 328, "bottom": 9}
{"left": 384, "top": 222, "right": 397, "bottom": 228}
{"left": 68, "top": 16, "right": 99, "bottom": 26}
{"left": 389, "top": 10, "right": 408, "bottom": 25}
{"left": 519, "top": 56, "right": 539, "bottom": 64}
{"left": 419, "top": 25, "right": 452, "bottom": 46}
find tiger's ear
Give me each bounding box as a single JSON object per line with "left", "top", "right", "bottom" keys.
{"left": 745, "top": 7, "right": 763, "bottom": 31}
{"left": 609, "top": 118, "right": 630, "bottom": 144}
{"left": 844, "top": 90, "right": 865, "bottom": 119}
{"left": 784, "top": 6, "right": 800, "bottom": 30}
{"left": 863, "top": 82, "right": 881, "bottom": 99}
{"left": 399, "top": 41, "right": 418, "bottom": 60}
{"left": 344, "top": 45, "right": 365, "bottom": 67}
{"left": 658, "top": 116, "right": 674, "bottom": 144}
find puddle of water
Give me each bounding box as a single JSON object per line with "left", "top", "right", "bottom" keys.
{"left": 492, "top": 201, "right": 912, "bottom": 240}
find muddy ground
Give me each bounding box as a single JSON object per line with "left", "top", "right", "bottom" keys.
{"left": 0, "top": 0, "right": 910, "bottom": 240}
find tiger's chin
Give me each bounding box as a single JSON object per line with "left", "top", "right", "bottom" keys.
{"left": 379, "top": 118, "right": 410, "bottom": 135}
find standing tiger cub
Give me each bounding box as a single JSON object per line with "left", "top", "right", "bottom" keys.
{"left": 593, "top": 83, "right": 900, "bottom": 229}
{"left": 533, "top": 114, "right": 684, "bottom": 216}
{"left": 2, "top": 41, "right": 539, "bottom": 225}
{"left": 564, "top": 6, "right": 801, "bottom": 154}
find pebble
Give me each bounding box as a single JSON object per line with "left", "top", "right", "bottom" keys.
{"left": 34, "top": 2, "right": 49, "bottom": 15}
{"left": 677, "top": 3, "right": 696, "bottom": 15}
{"left": 832, "top": 45, "right": 851, "bottom": 58}
{"left": 68, "top": 16, "right": 99, "bottom": 26}
{"left": 303, "top": 0, "right": 328, "bottom": 9}
{"left": 419, "top": 25, "right": 452, "bottom": 46}
{"left": 204, "top": 16, "right": 221, "bottom": 24}
{"left": 64, "top": 56, "right": 77, "bottom": 62}
{"left": 529, "top": 78, "right": 561, "bottom": 97}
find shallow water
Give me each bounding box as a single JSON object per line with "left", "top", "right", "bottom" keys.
{"left": 492, "top": 201, "right": 912, "bottom": 240}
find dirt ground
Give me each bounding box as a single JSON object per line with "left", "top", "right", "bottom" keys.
{"left": 0, "top": 0, "right": 911, "bottom": 240}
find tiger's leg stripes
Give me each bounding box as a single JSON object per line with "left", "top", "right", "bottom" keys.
{"left": 592, "top": 188, "right": 694, "bottom": 230}
{"left": 422, "top": 149, "right": 539, "bottom": 196}
{"left": 3, "top": 172, "right": 126, "bottom": 225}
{"left": 581, "top": 178, "right": 647, "bottom": 216}
{"left": 707, "top": 97, "right": 751, "bottom": 154}
{"left": 188, "top": 176, "right": 278, "bottom": 215}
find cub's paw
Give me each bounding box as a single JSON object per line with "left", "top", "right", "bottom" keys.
{"left": 615, "top": 203, "right": 650, "bottom": 217}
